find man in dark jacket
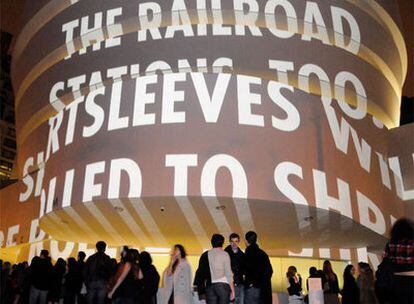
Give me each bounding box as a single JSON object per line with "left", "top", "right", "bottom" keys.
{"left": 225, "top": 233, "right": 246, "bottom": 304}
{"left": 244, "top": 231, "right": 273, "bottom": 304}
{"left": 28, "top": 249, "right": 53, "bottom": 304}
{"left": 84, "top": 241, "right": 112, "bottom": 304}
{"left": 77, "top": 251, "right": 87, "bottom": 304}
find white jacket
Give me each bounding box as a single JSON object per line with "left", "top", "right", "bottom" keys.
{"left": 162, "top": 259, "right": 193, "bottom": 304}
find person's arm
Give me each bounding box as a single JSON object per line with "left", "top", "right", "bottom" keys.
{"left": 194, "top": 253, "right": 207, "bottom": 299}
{"left": 151, "top": 267, "right": 161, "bottom": 295}
{"left": 287, "top": 277, "right": 295, "bottom": 295}
{"left": 240, "top": 252, "right": 246, "bottom": 281}
{"left": 264, "top": 253, "right": 273, "bottom": 278}
{"left": 108, "top": 262, "right": 131, "bottom": 299}
{"left": 195, "top": 254, "right": 206, "bottom": 286}
{"left": 333, "top": 274, "right": 340, "bottom": 293}
{"left": 83, "top": 259, "right": 90, "bottom": 284}
{"left": 185, "top": 262, "right": 193, "bottom": 293}
{"left": 244, "top": 251, "right": 253, "bottom": 287}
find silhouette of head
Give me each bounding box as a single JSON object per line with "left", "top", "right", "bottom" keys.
{"left": 211, "top": 234, "right": 225, "bottom": 248}
{"left": 40, "top": 249, "right": 49, "bottom": 258}
{"left": 245, "top": 231, "right": 257, "bottom": 245}
{"left": 77, "top": 251, "right": 86, "bottom": 261}
{"left": 96, "top": 241, "right": 107, "bottom": 253}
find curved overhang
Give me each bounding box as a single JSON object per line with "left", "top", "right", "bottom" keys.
{"left": 39, "top": 197, "right": 389, "bottom": 253}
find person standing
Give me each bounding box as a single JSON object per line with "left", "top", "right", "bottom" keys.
{"left": 322, "top": 260, "right": 340, "bottom": 304}
{"left": 194, "top": 234, "right": 235, "bottom": 304}
{"left": 162, "top": 244, "right": 193, "bottom": 304}
{"left": 19, "top": 261, "right": 31, "bottom": 304}
{"left": 286, "top": 266, "right": 303, "bottom": 304}
{"left": 357, "top": 262, "right": 377, "bottom": 304}
{"left": 376, "top": 218, "right": 414, "bottom": 304}
{"left": 48, "top": 258, "right": 66, "bottom": 304}
{"left": 107, "top": 249, "right": 139, "bottom": 304}
{"left": 84, "top": 241, "right": 112, "bottom": 304}
{"left": 139, "top": 251, "right": 160, "bottom": 304}
{"left": 1, "top": 261, "right": 12, "bottom": 304}
{"left": 244, "top": 231, "right": 273, "bottom": 304}
{"left": 341, "top": 264, "right": 359, "bottom": 304}
{"left": 29, "top": 250, "right": 53, "bottom": 304}
{"left": 224, "top": 233, "right": 246, "bottom": 304}
{"left": 76, "top": 251, "right": 87, "bottom": 304}
{"left": 305, "top": 267, "right": 318, "bottom": 292}
{"left": 63, "top": 257, "right": 82, "bottom": 304}
{"left": 304, "top": 267, "right": 322, "bottom": 304}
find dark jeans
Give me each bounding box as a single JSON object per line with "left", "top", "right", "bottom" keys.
{"left": 86, "top": 280, "right": 107, "bottom": 304}
{"left": 63, "top": 292, "right": 76, "bottom": 304}
{"left": 234, "top": 284, "right": 244, "bottom": 304}
{"left": 29, "top": 286, "right": 48, "bottom": 304}
{"left": 244, "top": 286, "right": 261, "bottom": 304}
{"left": 205, "top": 283, "right": 231, "bottom": 304}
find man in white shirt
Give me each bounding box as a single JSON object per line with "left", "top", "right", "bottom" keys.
{"left": 195, "top": 234, "right": 235, "bottom": 304}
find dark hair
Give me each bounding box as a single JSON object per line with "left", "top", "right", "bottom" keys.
{"left": 96, "top": 241, "right": 107, "bottom": 252}
{"left": 121, "top": 246, "right": 129, "bottom": 255}
{"left": 229, "top": 233, "right": 240, "bottom": 241}
{"left": 120, "top": 246, "right": 130, "bottom": 263}
{"left": 31, "top": 256, "right": 40, "bottom": 266}
{"left": 139, "top": 251, "right": 153, "bottom": 268}
{"left": 286, "top": 266, "right": 297, "bottom": 278}
{"left": 358, "top": 262, "right": 370, "bottom": 271}
{"left": 316, "top": 270, "right": 325, "bottom": 278}
{"left": 309, "top": 266, "right": 317, "bottom": 276}
{"left": 55, "top": 258, "right": 67, "bottom": 275}
{"left": 343, "top": 264, "right": 354, "bottom": 282}
{"left": 124, "top": 249, "right": 138, "bottom": 264}
{"left": 56, "top": 257, "right": 66, "bottom": 266}
{"left": 77, "top": 251, "right": 86, "bottom": 261}
{"left": 211, "top": 234, "right": 225, "bottom": 248}
{"left": 323, "top": 260, "right": 333, "bottom": 274}
{"left": 40, "top": 249, "right": 49, "bottom": 258}
{"left": 245, "top": 231, "right": 257, "bottom": 245}
{"left": 323, "top": 260, "right": 336, "bottom": 281}
{"left": 174, "top": 244, "right": 187, "bottom": 258}
{"left": 390, "top": 218, "right": 414, "bottom": 241}
{"left": 130, "top": 249, "right": 140, "bottom": 262}
{"left": 2, "top": 262, "right": 11, "bottom": 274}
{"left": 67, "top": 257, "right": 77, "bottom": 270}
{"left": 358, "top": 262, "right": 374, "bottom": 288}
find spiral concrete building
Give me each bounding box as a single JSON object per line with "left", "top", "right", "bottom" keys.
{"left": 1, "top": 0, "right": 413, "bottom": 299}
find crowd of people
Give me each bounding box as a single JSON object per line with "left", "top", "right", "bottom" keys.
{"left": 0, "top": 218, "right": 413, "bottom": 304}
